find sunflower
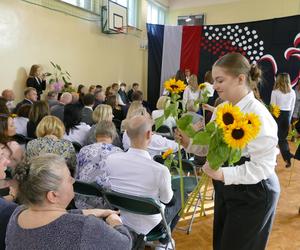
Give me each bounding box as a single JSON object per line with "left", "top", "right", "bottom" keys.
{"left": 216, "top": 103, "right": 244, "bottom": 130}
{"left": 198, "top": 83, "right": 206, "bottom": 90}
{"left": 164, "top": 78, "right": 186, "bottom": 94}
{"left": 243, "top": 113, "right": 261, "bottom": 139}
{"left": 223, "top": 120, "right": 253, "bottom": 149}
{"left": 162, "top": 148, "right": 174, "bottom": 159}
{"left": 270, "top": 104, "right": 280, "bottom": 118}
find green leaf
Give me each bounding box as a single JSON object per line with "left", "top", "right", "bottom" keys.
{"left": 177, "top": 115, "right": 193, "bottom": 130}
{"left": 207, "top": 142, "right": 229, "bottom": 170}
{"left": 50, "top": 61, "right": 56, "bottom": 68}
{"left": 193, "top": 131, "right": 211, "bottom": 145}
{"left": 66, "top": 71, "right": 71, "bottom": 77}
{"left": 228, "top": 149, "right": 242, "bottom": 165}
{"left": 205, "top": 122, "right": 216, "bottom": 134}
{"left": 49, "top": 79, "right": 55, "bottom": 84}
{"left": 155, "top": 115, "right": 165, "bottom": 130}
{"left": 164, "top": 104, "right": 174, "bottom": 119}
{"left": 185, "top": 125, "right": 197, "bottom": 138}
{"left": 56, "top": 64, "right": 61, "bottom": 71}
{"left": 62, "top": 76, "right": 68, "bottom": 84}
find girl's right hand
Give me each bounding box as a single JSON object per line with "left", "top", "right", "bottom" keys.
{"left": 174, "top": 129, "right": 190, "bottom": 148}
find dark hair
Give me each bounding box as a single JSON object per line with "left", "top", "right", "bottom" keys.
{"left": 77, "top": 84, "right": 85, "bottom": 94}
{"left": 214, "top": 52, "right": 262, "bottom": 95}
{"left": 105, "top": 86, "right": 112, "bottom": 97}
{"left": 106, "top": 95, "right": 117, "bottom": 109}
{"left": 111, "top": 83, "right": 119, "bottom": 89}
{"left": 82, "top": 93, "right": 95, "bottom": 106}
{"left": 16, "top": 104, "right": 31, "bottom": 118}
{"left": 0, "top": 97, "right": 9, "bottom": 115}
{"left": 47, "top": 91, "right": 58, "bottom": 98}
{"left": 204, "top": 70, "right": 213, "bottom": 84}
{"left": 0, "top": 115, "right": 12, "bottom": 145}
{"left": 120, "top": 82, "right": 126, "bottom": 87}
{"left": 131, "top": 90, "right": 143, "bottom": 101}
{"left": 132, "top": 83, "right": 139, "bottom": 88}
{"left": 63, "top": 104, "right": 82, "bottom": 135}
{"left": 28, "top": 101, "right": 50, "bottom": 124}
{"left": 175, "top": 70, "right": 185, "bottom": 81}
{"left": 96, "top": 85, "right": 102, "bottom": 89}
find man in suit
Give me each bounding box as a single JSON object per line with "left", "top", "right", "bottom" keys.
{"left": 14, "top": 87, "right": 37, "bottom": 113}
{"left": 118, "top": 83, "right": 129, "bottom": 105}
{"left": 51, "top": 92, "right": 72, "bottom": 122}
{"left": 93, "top": 90, "right": 106, "bottom": 109}
{"left": 81, "top": 93, "right": 95, "bottom": 126}
{"left": 46, "top": 91, "right": 59, "bottom": 108}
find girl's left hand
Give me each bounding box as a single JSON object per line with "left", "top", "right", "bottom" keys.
{"left": 203, "top": 162, "right": 224, "bottom": 182}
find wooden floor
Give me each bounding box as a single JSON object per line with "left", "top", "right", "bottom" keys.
{"left": 173, "top": 144, "right": 300, "bottom": 250}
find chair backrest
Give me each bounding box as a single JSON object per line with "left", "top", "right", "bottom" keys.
{"left": 13, "top": 134, "right": 34, "bottom": 145}
{"left": 73, "top": 180, "right": 103, "bottom": 197}
{"left": 156, "top": 125, "right": 172, "bottom": 134}
{"left": 72, "top": 141, "right": 82, "bottom": 153}
{"left": 171, "top": 176, "right": 197, "bottom": 193}
{"left": 104, "top": 189, "right": 162, "bottom": 215}
{"left": 153, "top": 155, "right": 164, "bottom": 164}
{"left": 181, "top": 159, "right": 195, "bottom": 173}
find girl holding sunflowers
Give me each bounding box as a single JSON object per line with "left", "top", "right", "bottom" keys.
{"left": 270, "top": 73, "right": 296, "bottom": 168}
{"left": 176, "top": 52, "right": 280, "bottom": 250}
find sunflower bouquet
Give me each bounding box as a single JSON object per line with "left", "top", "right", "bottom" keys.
{"left": 155, "top": 78, "right": 187, "bottom": 209}
{"left": 269, "top": 103, "right": 280, "bottom": 118}
{"left": 177, "top": 103, "right": 261, "bottom": 215}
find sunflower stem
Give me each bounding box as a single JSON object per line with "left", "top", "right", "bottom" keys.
{"left": 177, "top": 142, "right": 185, "bottom": 213}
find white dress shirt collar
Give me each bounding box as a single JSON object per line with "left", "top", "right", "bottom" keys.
{"left": 235, "top": 91, "right": 254, "bottom": 110}
{"left": 127, "top": 148, "right": 152, "bottom": 160}
{"left": 84, "top": 106, "right": 93, "bottom": 111}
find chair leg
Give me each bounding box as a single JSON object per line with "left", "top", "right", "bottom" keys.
{"left": 187, "top": 193, "right": 202, "bottom": 234}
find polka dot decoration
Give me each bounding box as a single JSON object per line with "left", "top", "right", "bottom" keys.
{"left": 203, "top": 25, "right": 265, "bottom": 63}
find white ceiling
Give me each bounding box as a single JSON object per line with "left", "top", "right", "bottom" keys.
{"left": 168, "top": 0, "right": 241, "bottom": 10}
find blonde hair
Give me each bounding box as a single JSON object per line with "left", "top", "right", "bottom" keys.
{"left": 273, "top": 73, "right": 291, "bottom": 94}
{"left": 29, "top": 64, "right": 42, "bottom": 77}
{"left": 189, "top": 74, "right": 198, "bottom": 90}
{"left": 122, "top": 101, "right": 148, "bottom": 131}
{"left": 156, "top": 96, "right": 170, "bottom": 110}
{"left": 92, "top": 104, "right": 113, "bottom": 123}
{"left": 36, "top": 115, "right": 65, "bottom": 139}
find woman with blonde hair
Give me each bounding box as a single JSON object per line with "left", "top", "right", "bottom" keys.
{"left": 182, "top": 74, "right": 200, "bottom": 110}
{"left": 86, "top": 105, "right": 121, "bottom": 147}
{"left": 151, "top": 96, "right": 176, "bottom": 131}
{"left": 26, "top": 64, "right": 46, "bottom": 100}
{"left": 26, "top": 115, "right": 76, "bottom": 174}
{"left": 121, "top": 101, "right": 147, "bottom": 132}
{"left": 270, "top": 73, "right": 296, "bottom": 167}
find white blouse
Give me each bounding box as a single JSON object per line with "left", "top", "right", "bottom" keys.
{"left": 270, "top": 89, "right": 296, "bottom": 112}
{"left": 63, "top": 122, "right": 91, "bottom": 146}
{"left": 122, "top": 131, "right": 178, "bottom": 158}
{"left": 152, "top": 110, "right": 176, "bottom": 131}
{"left": 182, "top": 86, "right": 200, "bottom": 110}
{"left": 188, "top": 92, "right": 279, "bottom": 185}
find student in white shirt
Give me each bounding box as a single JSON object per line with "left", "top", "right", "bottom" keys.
{"left": 63, "top": 104, "right": 90, "bottom": 146}
{"left": 176, "top": 53, "right": 280, "bottom": 250}
{"left": 182, "top": 74, "right": 200, "bottom": 110}
{"left": 102, "top": 115, "right": 180, "bottom": 237}
{"left": 270, "top": 73, "right": 296, "bottom": 167}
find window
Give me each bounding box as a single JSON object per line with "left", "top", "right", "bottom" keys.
{"left": 147, "top": 1, "right": 166, "bottom": 25}
{"left": 111, "top": 0, "right": 137, "bottom": 27}
{"left": 61, "top": 0, "right": 93, "bottom": 12}
{"left": 178, "top": 15, "right": 205, "bottom": 26}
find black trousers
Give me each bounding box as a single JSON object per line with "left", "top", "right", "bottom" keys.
{"left": 276, "top": 110, "right": 292, "bottom": 161}
{"left": 213, "top": 173, "right": 280, "bottom": 250}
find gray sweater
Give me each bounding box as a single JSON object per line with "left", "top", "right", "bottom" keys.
{"left": 6, "top": 206, "right": 132, "bottom": 250}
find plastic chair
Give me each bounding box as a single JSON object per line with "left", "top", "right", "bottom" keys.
{"left": 103, "top": 189, "right": 175, "bottom": 249}
{"left": 155, "top": 125, "right": 174, "bottom": 140}
{"left": 13, "top": 134, "right": 34, "bottom": 145}
{"left": 73, "top": 180, "right": 103, "bottom": 197}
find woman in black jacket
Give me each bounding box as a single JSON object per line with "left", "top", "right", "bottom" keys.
{"left": 26, "top": 65, "right": 46, "bottom": 100}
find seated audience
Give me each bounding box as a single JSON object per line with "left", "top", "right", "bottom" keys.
{"left": 14, "top": 87, "right": 37, "bottom": 113}
{"left": 6, "top": 154, "right": 132, "bottom": 250}
{"left": 86, "top": 104, "right": 122, "bottom": 147}
{"left": 93, "top": 89, "right": 106, "bottom": 109}
{"left": 14, "top": 104, "right": 31, "bottom": 136}
{"left": 76, "top": 121, "right": 122, "bottom": 209}
{"left": 1, "top": 89, "right": 15, "bottom": 113}
{"left": 152, "top": 96, "right": 176, "bottom": 131}
{"left": 46, "top": 91, "right": 59, "bottom": 108}
{"left": 106, "top": 95, "right": 125, "bottom": 122}
{"left": 89, "top": 85, "right": 96, "bottom": 95}
{"left": 101, "top": 116, "right": 181, "bottom": 237}
{"left": 0, "top": 114, "right": 23, "bottom": 169}
{"left": 63, "top": 104, "right": 90, "bottom": 146}
{"left": 122, "top": 111, "right": 178, "bottom": 158}
{"left": 131, "top": 90, "right": 151, "bottom": 113}
{"left": 127, "top": 82, "right": 139, "bottom": 102}
{"left": 183, "top": 100, "right": 204, "bottom": 124}
{"left": 95, "top": 85, "right": 102, "bottom": 92}
{"left": 0, "top": 97, "right": 10, "bottom": 115}
{"left": 27, "top": 101, "right": 50, "bottom": 138}
{"left": 81, "top": 94, "right": 95, "bottom": 126}
{"left": 0, "top": 147, "right": 17, "bottom": 249}
{"left": 51, "top": 92, "right": 73, "bottom": 122}
{"left": 26, "top": 116, "right": 77, "bottom": 174}
{"left": 118, "top": 83, "right": 129, "bottom": 105}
